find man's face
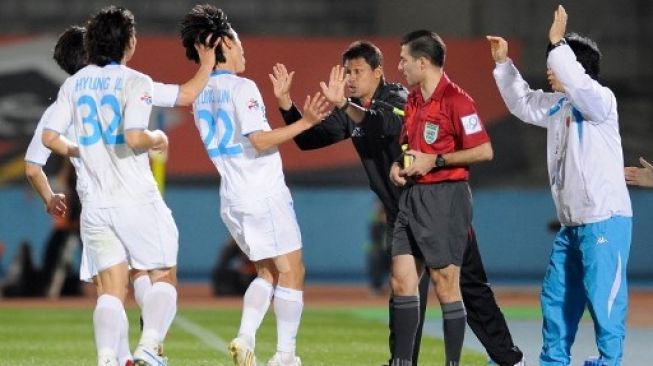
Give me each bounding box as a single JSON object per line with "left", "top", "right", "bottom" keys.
{"left": 398, "top": 45, "right": 421, "bottom": 87}
{"left": 343, "top": 57, "right": 381, "bottom": 101}
{"left": 231, "top": 34, "right": 246, "bottom": 73}
{"left": 547, "top": 68, "right": 564, "bottom": 92}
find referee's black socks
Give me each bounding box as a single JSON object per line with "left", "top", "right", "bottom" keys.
{"left": 390, "top": 295, "right": 420, "bottom": 364}
{"left": 442, "top": 300, "right": 466, "bottom": 365}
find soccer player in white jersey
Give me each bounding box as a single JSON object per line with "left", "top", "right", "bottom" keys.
{"left": 41, "top": 7, "right": 186, "bottom": 366}
{"left": 180, "top": 5, "right": 329, "bottom": 366}
{"left": 27, "top": 24, "right": 216, "bottom": 366}
{"left": 489, "top": 6, "right": 631, "bottom": 366}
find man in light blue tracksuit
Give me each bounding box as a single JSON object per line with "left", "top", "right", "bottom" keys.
{"left": 487, "top": 5, "right": 632, "bottom": 366}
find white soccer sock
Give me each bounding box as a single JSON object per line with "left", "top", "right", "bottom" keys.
{"left": 117, "top": 308, "right": 132, "bottom": 366}
{"left": 132, "top": 275, "right": 152, "bottom": 309}
{"left": 237, "top": 277, "right": 274, "bottom": 348}
{"left": 94, "top": 294, "right": 124, "bottom": 364}
{"left": 273, "top": 286, "right": 303, "bottom": 355}
{"left": 140, "top": 282, "right": 177, "bottom": 348}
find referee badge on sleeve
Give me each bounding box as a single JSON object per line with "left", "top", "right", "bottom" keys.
{"left": 423, "top": 122, "right": 439, "bottom": 144}
{"left": 461, "top": 113, "right": 482, "bottom": 135}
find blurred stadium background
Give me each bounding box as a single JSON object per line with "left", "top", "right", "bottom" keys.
{"left": 1, "top": 1, "right": 653, "bottom": 365}
{"left": 0, "top": 0, "right": 652, "bottom": 286}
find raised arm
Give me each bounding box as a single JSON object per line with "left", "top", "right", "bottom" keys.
{"left": 174, "top": 37, "right": 219, "bottom": 106}
{"left": 488, "top": 35, "right": 558, "bottom": 128}
{"left": 546, "top": 5, "right": 613, "bottom": 123}
{"left": 248, "top": 93, "right": 330, "bottom": 152}
{"left": 271, "top": 63, "right": 349, "bottom": 150}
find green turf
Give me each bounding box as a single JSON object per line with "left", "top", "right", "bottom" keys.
{"left": 0, "top": 306, "right": 489, "bottom": 366}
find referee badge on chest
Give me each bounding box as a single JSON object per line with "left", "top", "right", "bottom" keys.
{"left": 423, "top": 122, "right": 439, "bottom": 144}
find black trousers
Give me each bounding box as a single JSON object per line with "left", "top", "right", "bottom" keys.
{"left": 389, "top": 226, "right": 523, "bottom": 366}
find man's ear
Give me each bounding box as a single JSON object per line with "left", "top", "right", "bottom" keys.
{"left": 374, "top": 66, "right": 383, "bottom": 80}
{"left": 221, "top": 36, "right": 233, "bottom": 49}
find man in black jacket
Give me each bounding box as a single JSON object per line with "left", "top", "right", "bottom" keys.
{"left": 270, "top": 41, "right": 524, "bottom": 366}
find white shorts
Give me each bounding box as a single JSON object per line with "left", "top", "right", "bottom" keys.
{"left": 221, "top": 189, "right": 302, "bottom": 261}
{"left": 79, "top": 245, "right": 94, "bottom": 283}
{"left": 80, "top": 198, "right": 179, "bottom": 273}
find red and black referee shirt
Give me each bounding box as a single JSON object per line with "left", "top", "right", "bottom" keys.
{"left": 401, "top": 73, "right": 490, "bottom": 184}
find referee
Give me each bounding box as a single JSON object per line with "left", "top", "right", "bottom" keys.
{"left": 271, "top": 40, "right": 523, "bottom": 366}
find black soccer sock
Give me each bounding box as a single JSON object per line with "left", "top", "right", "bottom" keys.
{"left": 442, "top": 301, "right": 466, "bottom": 366}
{"left": 390, "top": 295, "right": 420, "bottom": 363}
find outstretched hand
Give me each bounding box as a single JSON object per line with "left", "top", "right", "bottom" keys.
{"left": 319, "top": 65, "right": 349, "bottom": 108}
{"left": 269, "top": 63, "right": 295, "bottom": 100}
{"left": 549, "top": 5, "right": 568, "bottom": 44}
{"left": 301, "top": 92, "right": 330, "bottom": 126}
{"left": 625, "top": 157, "right": 653, "bottom": 187}
{"left": 486, "top": 36, "right": 509, "bottom": 63}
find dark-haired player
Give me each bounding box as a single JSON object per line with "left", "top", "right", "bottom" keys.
{"left": 41, "top": 6, "right": 186, "bottom": 366}
{"left": 180, "top": 4, "right": 329, "bottom": 366}
{"left": 489, "top": 5, "right": 632, "bottom": 366}
{"left": 389, "top": 30, "right": 495, "bottom": 366}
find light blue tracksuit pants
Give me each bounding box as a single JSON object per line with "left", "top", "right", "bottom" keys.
{"left": 539, "top": 216, "right": 631, "bottom": 366}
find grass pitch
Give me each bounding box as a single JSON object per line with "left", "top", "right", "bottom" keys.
{"left": 0, "top": 306, "right": 488, "bottom": 365}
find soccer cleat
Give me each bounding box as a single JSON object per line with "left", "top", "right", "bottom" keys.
{"left": 133, "top": 345, "right": 168, "bottom": 366}
{"left": 228, "top": 337, "right": 256, "bottom": 366}
{"left": 267, "top": 352, "right": 302, "bottom": 366}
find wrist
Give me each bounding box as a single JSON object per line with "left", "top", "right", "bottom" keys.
{"left": 278, "top": 95, "right": 292, "bottom": 111}
{"left": 337, "top": 97, "right": 349, "bottom": 110}
{"left": 495, "top": 56, "right": 508, "bottom": 64}
{"left": 435, "top": 154, "right": 446, "bottom": 168}
{"left": 550, "top": 38, "right": 566, "bottom": 48}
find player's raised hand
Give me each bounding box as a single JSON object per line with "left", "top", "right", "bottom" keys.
{"left": 150, "top": 129, "right": 169, "bottom": 154}
{"left": 549, "top": 5, "right": 568, "bottom": 44}
{"left": 46, "top": 193, "right": 68, "bottom": 217}
{"left": 301, "top": 92, "right": 330, "bottom": 126}
{"left": 196, "top": 34, "right": 219, "bottom": 68}
{"left": 269, "top": 63, "right": 295, "bottom": 100}
{"left": 389, "top": 162, "right": 407, "bottom": 187}
{"left": 625, "top": 157, "right": 653, "bottom": 187}
{"left": 319, "top": 65, "right": 349, "bottom": 108}
{"left": 486, "top": 36, "right": 509, "bottom": 63}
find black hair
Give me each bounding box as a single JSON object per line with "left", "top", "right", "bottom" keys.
{"left": 546, "top": 32, "right": 602, "bottom": 80}
{"left": 85, "top": 6, "right": 135, "bottom": 67}
{"left": 400, "top": 30, "right": 446, "bottom": 67}
{"left": 180, "top": 4, "right": 233, "bottom": 64}
{"left": 53, "top": 26, "right": 87, "bottom": 75}
{"left": 342, "top": 41, "right": 383, "bottom": 69}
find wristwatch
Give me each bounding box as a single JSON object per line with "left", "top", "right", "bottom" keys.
{"left": 551, "top": 38, "right": 567, "bottom": 49}
{"left": 435, "top": 154, "right": 446, "bottom": 168}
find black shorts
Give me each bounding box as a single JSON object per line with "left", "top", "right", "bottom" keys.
{"left": 391, "top": 181, "right": 472, "bottom": 269}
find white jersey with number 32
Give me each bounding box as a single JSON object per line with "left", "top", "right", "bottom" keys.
{"left": 44, "top": 64, "right": 159, "bottom": 208}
